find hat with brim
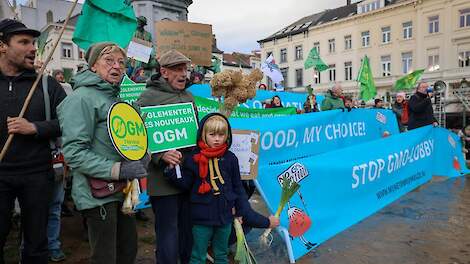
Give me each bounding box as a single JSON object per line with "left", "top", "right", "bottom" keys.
{"left": 0, "top": 19, "right": 40, "bottom": 38}
{"left": 159, "top": 49, "right": 191, "bottom": 68}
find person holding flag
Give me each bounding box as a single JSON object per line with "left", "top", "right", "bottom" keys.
{"left": 408, "top": 82, "right": 438, "bottom": 130}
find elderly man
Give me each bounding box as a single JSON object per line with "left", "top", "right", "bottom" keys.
{"left": 408, "top": 82, "right": 438, "bottom": 130}
{"left": 0, "top": 19, "right": 66, "bottom": 263}
{"left": 137, "top": 50, "right": 193, "bottom": 264}
{"left": 321, "top": 83, "right": 345, "bottom": 111}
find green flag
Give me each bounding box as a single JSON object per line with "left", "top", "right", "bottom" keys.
{"left": 73, "top": 0, "right": 137, "bottom": 51}
{"left": 37, "top": 31, "right": 49, "bottom": 56}
{"left": 394, "top": 69, "right": 425, "bottom": 91}
{"left": 304, "top": 48, "right": 329, "bottom": 71}
{"left": 357, "top": 56, "right": 377, "bottom": 101}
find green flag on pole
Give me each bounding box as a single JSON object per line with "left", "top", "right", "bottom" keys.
{"left": 393, "top": 69, "right": 425, "bottom": 91}
{"left": 73, "top": 0, "right": 137, "bottom": 51}
{"left": 37, "top": 31, "right": 49, "bottom": 56}
{"left": 357, "top": 56, "right": 377, "bottom": 102}
{"left": 304, "top": 48, "right": 329, "bottom": 71}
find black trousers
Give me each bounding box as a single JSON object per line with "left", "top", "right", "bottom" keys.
{"left": 150, "top": 193, "right": 192, "bottom": 264}
{"left": 81, "top": 202, "right": 137, "bottom": 264}
{"left": 0, "top": 170, "right": 53, "bottom": 264}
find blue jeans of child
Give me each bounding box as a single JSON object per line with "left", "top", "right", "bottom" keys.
{"left": 47, "top": 180, "right": 64, "bottom": 252}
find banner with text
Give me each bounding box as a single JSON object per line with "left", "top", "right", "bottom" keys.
{"left": 188, "top": 84, "right": 324, "bottom": 110}
{"left": 253, "top": 126, "right": 469, "bottom": 261}
{"left": 229, "top": 108, "right": 400, "bottom": 165}
{"left": 194, "top": 96, "right": 297, "bottom": 119}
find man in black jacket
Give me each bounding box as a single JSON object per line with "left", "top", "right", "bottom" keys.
{"left": 0, "top": 19, "right": 66, "bottom": 264}
{"left": 408, "top": 82, "right": 438, "bottom": 130}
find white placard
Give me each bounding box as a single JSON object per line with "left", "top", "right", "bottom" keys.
{"left": 230, "top": 133, "right": 253, "bottom": 176}
{"left": 127, "top": 41, "right": 152, "bottom": 63}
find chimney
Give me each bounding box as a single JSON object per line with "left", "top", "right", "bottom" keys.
{"left": 347, "top": 0, "right": 351, "bottom": 5}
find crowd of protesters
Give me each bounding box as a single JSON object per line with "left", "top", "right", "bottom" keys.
{"left": 0, "top": 17, "right": 466, "bottom": 264}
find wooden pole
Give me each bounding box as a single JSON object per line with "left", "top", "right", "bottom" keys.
{"left": 0, "top": 0, "right": 79, "bottom": 162}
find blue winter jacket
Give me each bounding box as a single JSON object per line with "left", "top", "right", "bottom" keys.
{"left": 165, "top": 113, "right": 269, "bottom": 227}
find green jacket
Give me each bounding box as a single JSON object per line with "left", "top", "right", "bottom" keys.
{"left": 136, "top": 76, "right": 195, "bottom": 196}
{"left": 57, "top": 70, "right": 123, "bottom": 210}
{"left": 321, "top": 92, "right": 345, "bottom": 111}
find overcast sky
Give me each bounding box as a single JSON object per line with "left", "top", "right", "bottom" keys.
{"left": 188, "top": 0, "right": 346, "bottom": 54}
{"left": 15, "top": 0, "right": 348, "bottom": 54}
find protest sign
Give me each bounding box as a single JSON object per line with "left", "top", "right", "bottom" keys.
{"left": 127, "top": 39, "right": 153, "bottom": 63}
{"left": 141, "top": 103, "right": 198, "bottom": 153}
{"left": 155, "top": 21, "right": 212, "bottom": 66}
{"left": 230, "top": 130, "right": 260, "bottom": 180}
{"left": 119, "top": 84, "right": 146, "bottom": 104}
{"left": 107, "top": 102, "right": 148, "bottom": 161}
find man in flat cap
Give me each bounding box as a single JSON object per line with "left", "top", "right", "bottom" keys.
{"left": 0, "top": 19, "right": 66, "bottom": 264}
{"left": 137, "top": 49, "right": 193, "bottom": 264}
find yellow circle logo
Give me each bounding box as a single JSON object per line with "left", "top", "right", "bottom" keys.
{"left": 107, "top": 102, "right": 148, "bottom": 161}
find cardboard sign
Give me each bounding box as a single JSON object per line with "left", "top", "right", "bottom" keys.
{"left": 107, "top": 102, "right": 148, "bottom": 161}
{"left": 230, "top": 129, "right": 260, "bottom": 180}
{"left": 155, "top": 21, "right": 212, "bottom": 66}
{"left": 141, "top": 103, "right": 198, "bottom": 153}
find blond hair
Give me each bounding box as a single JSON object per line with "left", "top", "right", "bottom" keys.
{"left": 201, "top": 115, "right": 229, "bottom": 144}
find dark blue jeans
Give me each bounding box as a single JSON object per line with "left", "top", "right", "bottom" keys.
{"left": 150, "top": 193, "right": 192, "bottom": 264}
{"left": 0, "top": 170, "right": 53, "bottom": 264}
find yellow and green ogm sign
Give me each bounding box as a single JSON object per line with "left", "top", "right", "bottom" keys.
{"left": 107, "top": 102, "right": 148, "bottom": 161}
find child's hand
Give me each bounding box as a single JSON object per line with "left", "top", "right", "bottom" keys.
{"left": 268, "top": 215, "right": 280, "bottom": 228}
{"left": 162, "top": 150, "right": 183, "bottom": 166}
{"left": 236, "top": 216, "right": 243, "bottom": 224}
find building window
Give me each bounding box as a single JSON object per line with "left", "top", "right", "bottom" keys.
{"left": 459, "top": 51, "right": 470, "bottom": 67}
{"left": 381, "top": 55, "right": 391, "bottom": 76}
{"left": 402, "top": 52, "right": 413, "bottom": 74}
{"left": 313, "top": 42, "right": 320, "bottom": 54}
{"left": 295, "top": 45, "right": 303, "bottom": 60}
{"left": 428, "top": 55, "right": 440, "bottom": 71}
{"left": 329, "top": 64, "right": 336, "bottom": 82}
{"left": 267, "top": 77, "right": 273, "bottom": 89}
{"left": 344, "top": 35, "right": 352, "bottom": 50}
{"left": 361, "top": 31, "right": 370, "bottom": 47}
{"left": 403, "top": 21, "right": 413, "bottom": 39}
{"left": 295, "top": 69, "right": 303, "bottom": 87}
{"left": 280, "top": 67, "right": 288, "bottom": 87}
{"left": 428, "top": 16, "right": 439, "bottom": 34}
{"left": 460, "top": 9, "right": 470, "bottom": 28}
{"left": 314, "top": 70, "right": 321, "bottom": 84}
{"left": 61, "top": 43, "right": 73, "bottom": 59}
{"left": 280, "top": 48, "right": 287, "bottom": 63}
{"left": 251, "top": 62, "right": 256, "bottom": 68}
{"left": 328, "top": 39, "right": 335, "bottom": 53}
{"left": 79, "top": 49, "right": 85, "bottom": 60}
{"left": 344, "top": 61, "right": 352, "bottom": 81}
{"left": 382, "top": 26, "right": 391, "bottom": 44}
{"left": 46, "top": 10, "right": 53, "bottom": 23}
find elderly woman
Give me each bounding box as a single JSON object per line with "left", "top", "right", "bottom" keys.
{"left": 57, "top": 42, "right": 147, "bottom": 264}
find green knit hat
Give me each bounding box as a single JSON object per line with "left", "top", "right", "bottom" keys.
{"left": 85, "top": 42, "right": 123, "bottom": 67}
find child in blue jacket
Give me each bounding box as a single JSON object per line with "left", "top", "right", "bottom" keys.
{"left": 165, "top": 113, "right": 278, "bottom": 263}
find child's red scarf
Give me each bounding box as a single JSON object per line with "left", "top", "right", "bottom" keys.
{"left": 193, "top": 140, "right": 228, "bottom": 194}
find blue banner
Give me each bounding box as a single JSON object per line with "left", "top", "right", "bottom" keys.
{"left": 229, "top": 108, "right": 400, "bottom": 165}
{"left": 188, "top": 84, "right": 323, "bottom": 110}
{"left": 252, "top": 126, "right": 469, "bottom": 262}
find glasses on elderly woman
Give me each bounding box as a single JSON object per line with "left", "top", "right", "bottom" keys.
{"left": 102, "top": 56, "right": 126, "bottom": 69}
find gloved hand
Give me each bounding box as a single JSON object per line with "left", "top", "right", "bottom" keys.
{"left": 119, "top": 160, "right": 147, "bottom": 180}
{"left": 140, "top": 153, "right": 151, "bottom": 169}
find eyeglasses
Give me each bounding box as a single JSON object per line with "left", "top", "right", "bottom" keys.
{"left": 102, "top": 56, "right": 126, "bottom": 69}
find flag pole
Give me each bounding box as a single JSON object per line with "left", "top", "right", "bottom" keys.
{"left": 0, "top": 0, "right": 79, "bottom": 162}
